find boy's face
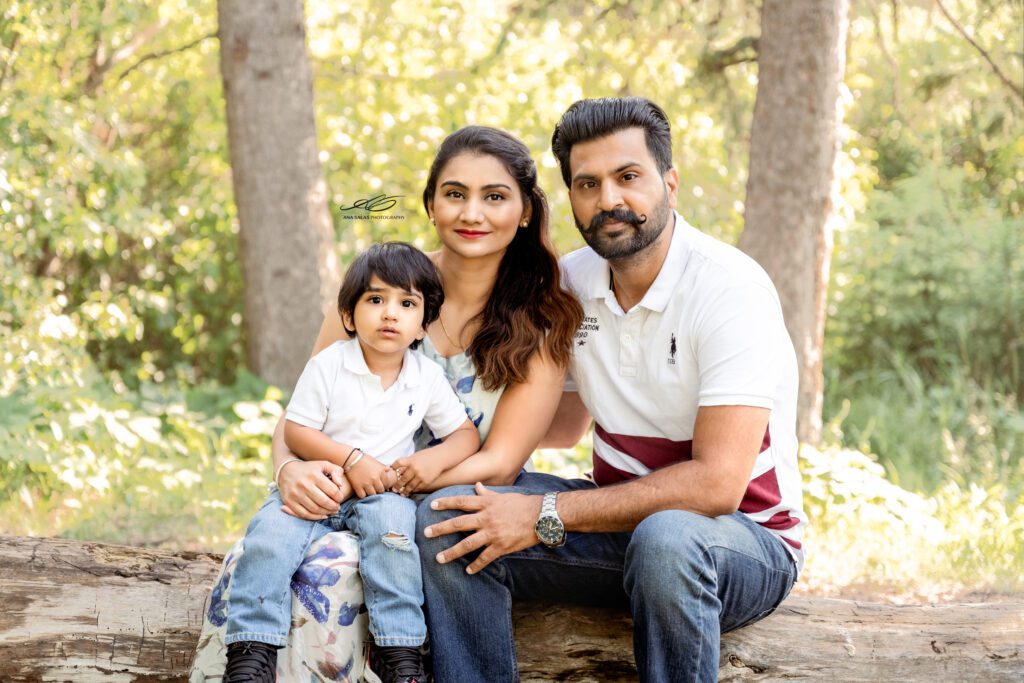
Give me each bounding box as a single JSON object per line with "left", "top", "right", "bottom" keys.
{"left": 343, "top": 275, "right": 426, "bottom": 360}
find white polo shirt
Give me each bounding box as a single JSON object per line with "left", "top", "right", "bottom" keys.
{"left": 286, "top": 340, "right": 470, "bottom": 466}
{"left": 561, "top": 214, "right": 807, "bottom": 570}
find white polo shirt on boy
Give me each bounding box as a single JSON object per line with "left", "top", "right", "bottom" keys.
{"left": 561, "top": 214, "right": 807, "bottom": 570}
{"left": 286, "top": 340, "right": 470, "bottom": 466}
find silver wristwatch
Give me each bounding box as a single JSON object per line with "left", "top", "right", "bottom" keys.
{"left": 534, "top": 492, "right": 566, "bottom": 547}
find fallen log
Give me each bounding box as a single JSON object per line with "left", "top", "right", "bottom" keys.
{"left": 0, "top": 535, "right": 1020, "bottom": 682}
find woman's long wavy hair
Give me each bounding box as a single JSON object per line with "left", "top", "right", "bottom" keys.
{"left": 422, "top": 126, "right": 584, "bottom": 391}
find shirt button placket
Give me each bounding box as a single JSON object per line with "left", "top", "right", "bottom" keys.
{"left": 361, "top": 375, "right": 384, "bottom": 435}
{"left": 619, "top": 312, "right": 642, "bottom": 377}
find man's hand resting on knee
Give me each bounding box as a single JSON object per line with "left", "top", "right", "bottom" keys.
{"left": 423, "top": 482, "right": 543, "bottom": 574}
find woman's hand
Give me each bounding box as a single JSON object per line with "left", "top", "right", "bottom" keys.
{"left": 277, "top": 459, "right": 349, "bottom": 519}
{"left": 345, "top": 452, "right": 399, "bottom": 498}
{"left": 391, "top": 453, "right": 446, "bottom": 495}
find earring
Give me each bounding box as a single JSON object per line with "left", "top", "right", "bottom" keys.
{"left": 430, "top": 216, "right": 436, "bottom": 225}
{"left": 520, "top": 220, "right": 528, "bottom": 227}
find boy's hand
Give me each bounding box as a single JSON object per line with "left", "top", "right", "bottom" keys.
{"left": 346, "top": 453, "right": 399, "bottom": 498}
{"left": 392, "top": 453, "right": 445, "bottom": 495}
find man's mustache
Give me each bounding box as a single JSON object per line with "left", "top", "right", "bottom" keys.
{"left": 588, "top": 209, "right": 648, "bottom": 232}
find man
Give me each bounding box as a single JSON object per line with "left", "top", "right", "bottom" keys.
{"left": 416, "top": 97, "right": 806, "bottom": 682}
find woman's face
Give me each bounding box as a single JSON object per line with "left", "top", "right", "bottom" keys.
{"left": 428, "top": 153, "right": 530, "bottom": 261}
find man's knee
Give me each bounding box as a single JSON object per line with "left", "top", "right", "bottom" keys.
{"left": 625, "top": 510, "right": 722, "bottom": 590}
{"left": 415, "top": 485, "right": 477, "bottom": 538}
{"left": 414, "top": 487, "right": 479, "bottom": 594}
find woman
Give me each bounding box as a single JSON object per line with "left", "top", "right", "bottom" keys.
{"left": 191, "top": 126, "right": 583, "bottom": 682}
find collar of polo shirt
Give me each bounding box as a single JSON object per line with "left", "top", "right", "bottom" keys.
{"left": 587, "top": 212, "right": 692, "bottom": 317}
{"left": 340, "top": 338, "right": 421, "bottom": 389}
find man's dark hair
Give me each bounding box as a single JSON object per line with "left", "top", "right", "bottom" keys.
{"left": 550, "top": 97, "right": 673, "bottom": 187}
{"left": 337, "top": 241, "right": 443, "bottom": 350}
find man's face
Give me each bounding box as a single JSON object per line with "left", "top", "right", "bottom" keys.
{"left": 567, "top": 127, "right": 678, "bottom": 261}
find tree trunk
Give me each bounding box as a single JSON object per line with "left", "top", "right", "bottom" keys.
{"left": 218, "top": 0, "right": 340, "bottom": 391}
{"left": 739, "top": 0, "right": 849, "bottom": 445}
{"left": 1, "top": 536, "right": 1021, "bottom": 682}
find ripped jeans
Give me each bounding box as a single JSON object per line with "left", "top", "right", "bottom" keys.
{"left": 225, "top": 489, "right": 424, "bottom": 648}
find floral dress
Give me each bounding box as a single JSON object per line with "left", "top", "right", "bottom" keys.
{"left": 189, "top": 338, "right": 503, "bottom": 682}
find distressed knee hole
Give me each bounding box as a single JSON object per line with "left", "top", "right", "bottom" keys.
{"left": 381, "top": 531, "right": 412, "bottom": 551}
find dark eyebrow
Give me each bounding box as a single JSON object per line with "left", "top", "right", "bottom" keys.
{"left": 366, "top": 285, "right": 422, "bottom": 299}
{"left": 571, "top": 162, "right": 643, "bottom": 185}
{"left": 440, "top": 180, "right": 512, "bottom": 192}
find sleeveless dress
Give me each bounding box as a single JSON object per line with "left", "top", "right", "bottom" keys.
{"left": 189, "top": 338, "right": 504, "bottom": 682}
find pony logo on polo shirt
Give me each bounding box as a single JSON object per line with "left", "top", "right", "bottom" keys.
{"left": 668, "top": 333, "right": 677, "bottom": 365}
{"left": 574, "top": 316, "right": 600, "bottom": 348}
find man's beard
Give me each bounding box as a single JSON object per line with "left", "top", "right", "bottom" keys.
{"left": 575, "top": 191, "right": 672, "bottom": 261}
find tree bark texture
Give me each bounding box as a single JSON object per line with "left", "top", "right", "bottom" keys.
{"left": 739, "top": 0, "right": 849, "bottom": 445}
{"left": 218, "top": 0, "right": 340, "bottom": 391}
{"left": 1, "top": 536, "right": 1021, "bottom": 682}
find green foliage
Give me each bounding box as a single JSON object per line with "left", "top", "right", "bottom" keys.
{"left": 801, "top": 445, "right": 1024, "bottom": 594}
{"left": 824, "top": 0, "right": 1024, "bottom": 495}
{"left": 825, "top": 357, "right": 1023, "bottom": 493}
{"left": 825, "top": 165, "right": 1024, "bottom": 492}
{"left": 2, "top": 0, "right": 242, "bottom": 385}
{"left": 0, "top": 282, "right": 274, "bottom": 547}
{"left": 829, "top": 166, "right": 1023, "bottom": 395}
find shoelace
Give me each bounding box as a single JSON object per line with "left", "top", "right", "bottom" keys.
{"left": 225, "top": 642, "right": 276, "bottom": 682}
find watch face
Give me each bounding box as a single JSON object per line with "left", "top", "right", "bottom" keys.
{"left": 535, "top": 516, "right": 565, "bottom": 545}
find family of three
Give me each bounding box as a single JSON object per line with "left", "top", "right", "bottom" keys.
{"left": 213, "top": 96, "right": 807, "bottom": 683}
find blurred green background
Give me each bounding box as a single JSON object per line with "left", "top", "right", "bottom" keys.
{"left": 1, "top": 0, "right": 1022, "bottom": 599}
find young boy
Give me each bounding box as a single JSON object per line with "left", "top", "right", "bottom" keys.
{"left": 224, "top": 242, "right": 479, "bottom": 683}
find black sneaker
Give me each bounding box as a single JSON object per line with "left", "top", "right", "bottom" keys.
{"left": 368, "top": 644, "right": 427, "bottom": 683}
{"left": 224, "top": 641, "right": 278, "bottom": 682}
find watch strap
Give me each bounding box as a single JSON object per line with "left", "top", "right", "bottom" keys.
{"left": 542, "top": 491, "right": 559, "bottom": 516}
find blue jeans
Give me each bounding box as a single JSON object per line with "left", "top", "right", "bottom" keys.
{"left": 226, "top": 489, "right": 425, "bottom": 648}
{"left": 416, "top": 472, "right": 796, "bottom": 682}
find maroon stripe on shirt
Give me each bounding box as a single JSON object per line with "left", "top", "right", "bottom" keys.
{"left": 594, "top": 424, "right": 693, "bottom": 470}
{"left": 592, "top": 453, "right": 635, "bottom": 486}
{"left": 595, "top": 424, "right": 767, "bottom": 466}
{"left": 782, "top": 537, "right": 803, "bottom": 550}
{"left": 759, "top": 509, "right": 801, "bottom": 531}
{"left": 738, "top": 466, "right": 783, "bottom": 514}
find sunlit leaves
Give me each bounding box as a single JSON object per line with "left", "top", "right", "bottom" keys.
{"left": 801, "top": 444, "right": 1024, "bottom": 594}
{"left": 307, "top": 0, "right": 763, "bottom": 249}
{"left": 2, "top": 0, "right": 240, "bottom": 384}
